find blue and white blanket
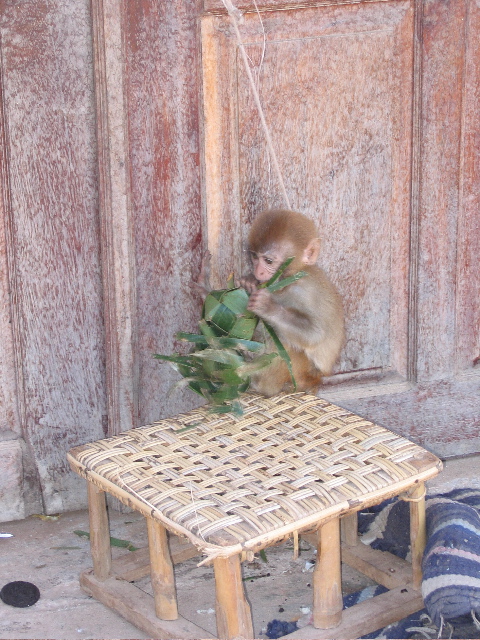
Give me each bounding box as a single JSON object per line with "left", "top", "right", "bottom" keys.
{"left": 266, "top": 489, "right": 480, "bottom": 639}
{"left": 358, "top": 488, "right": 480, "bottom": 638}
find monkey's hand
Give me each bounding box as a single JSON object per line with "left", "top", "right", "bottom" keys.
{"left": 238, "top": 273, "right": 259, "bottom": 294}
{"left": 247, "top": 289, "right": 277, "bottom": 318}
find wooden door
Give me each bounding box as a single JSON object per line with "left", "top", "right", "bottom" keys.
{"left": 200, "top": 0, "right": 480, "bottom": 457}
{"left": 0, "top": 0, "right": 478, "bottom": 519}
{"left": 0, "top": 0, "right": 205, "bottom": 516}
{"left": 202, "top": 0, "right": 413, "bottom": 384}
{"left": 0, "top": 0, "right": 107, "bottom": 516}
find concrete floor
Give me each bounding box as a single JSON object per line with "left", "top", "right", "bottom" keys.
{"left": 0, "top": 456, "right": 479, "bottom": 640}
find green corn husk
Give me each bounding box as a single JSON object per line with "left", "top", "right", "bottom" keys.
{"left": 154, "top": 258, "right": 307, "bottom": 414}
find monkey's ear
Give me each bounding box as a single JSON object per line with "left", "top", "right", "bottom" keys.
{"left": 302, "top": 238, "right": 321, "bottom": 265}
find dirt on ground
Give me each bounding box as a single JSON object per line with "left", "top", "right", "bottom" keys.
{"left": 1, "top": 457, "right": 478, "bottom": 639}
{"left": 0, "top": 508, "right": 374, "bottom": 640}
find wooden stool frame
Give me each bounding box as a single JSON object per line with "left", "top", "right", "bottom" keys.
{"left": 69, "top": 392, "right": 442, "bottom": 639}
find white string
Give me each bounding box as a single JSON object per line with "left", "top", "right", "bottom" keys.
{"left": 252, "top": 0, "right": 266, "bottom": 86}
{"left": 221, "top": 0, "right": 291, "bottom": 210}
{"left": 251, "top": 0, "right": 272, "bottom": 202}
{"left": 188, "top": 481, "right": 208, "bottom": 542}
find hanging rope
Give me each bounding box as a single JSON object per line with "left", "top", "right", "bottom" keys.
{"left": 221, "top": 0, "right": 292, "bottom": 210}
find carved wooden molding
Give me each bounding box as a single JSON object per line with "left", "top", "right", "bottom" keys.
{"left": 91, "top": 0, "right": 138, "bottom": 435}
{"left": 201, "top": 1, "right": 415, "bottom": 382}
{"left": 406, "top": 0, "right": 423, "bottom": 383}
{"left": 0, "top": 34, "right": 22, "bottom": 436}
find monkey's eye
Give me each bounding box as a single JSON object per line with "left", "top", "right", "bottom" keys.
{"left": 264, "top": 257, "right": 274, "bottom": 265}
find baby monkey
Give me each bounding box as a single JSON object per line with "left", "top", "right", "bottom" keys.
{"left": 240, "top": 209, "right": 344, "bottom": 396}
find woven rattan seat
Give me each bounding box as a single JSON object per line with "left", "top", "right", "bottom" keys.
{"left": 68, "top": 392, "right": 442, "bottom": 639}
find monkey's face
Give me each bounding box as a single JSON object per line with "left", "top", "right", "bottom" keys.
{"left": 249, "top": 242, "right": 297, "bottom": 283}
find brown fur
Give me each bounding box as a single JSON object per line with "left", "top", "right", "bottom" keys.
{"left": 243, "top": 209, "right": 345, "bottom": 397}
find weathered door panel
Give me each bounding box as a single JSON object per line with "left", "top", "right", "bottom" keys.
{"left": 0, "top": 0, "right": 106, "bottom": 513}
{"left": 123, "top": 1, "right": 204, "bottom": 425}
{"left": 343, "top": 0, "right": 480, "bottom": 457}
{"left": 415, "top": 0, "right": 479, "bottom": 381}
{"left": 342, "top": 377, "right": 480, "bottom": 458}
{"left": 201, "top": 0, "right": 480, "bottom": 456}
{"left": 453, "top": 0, "right": 480, "bottom": 377}
{"left": 0, "top": 0, "right": 478, "bottom": 520}
{"left": 202, "top": 1, "right": 414, "bottom": 383}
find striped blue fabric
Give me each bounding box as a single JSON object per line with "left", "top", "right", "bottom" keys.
{"left": 358, "top": 488, "right": 480, "bottom": 630}
{"left": 422, "top": 491, "right": 480, "bottom": 626}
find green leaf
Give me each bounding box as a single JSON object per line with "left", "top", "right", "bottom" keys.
{"left": 203, "top": 292, "right": 223, "bottom": 321}
{"left": 73, "top": 530, "right": 138, "bottom": 552}
{"left": 266, "top": 270, "right": 307, "bottom": 293}
{"left": 208, "top": 336, "right": 264, "bottom": 352}
{"left": 263, "top": 322, "right": 297, "bottom": 390}
{"left": 220, "top": 288, "right": 249, "bottom": 314}
{"left": 171, "top": 376, "right": 205, "bottom": 393}
{"left": 154, "top": 355, "right": 204, "bottom": 380}
{"left": 259, "top": 257, "right": 295, "bottom": 288}
{"left": 229, "top": 316, "right": 259, "bottom": 340}
{"left": 153, "top": 354, "right": 198, "bottom": 368}
{"left": 178, "top": 362, "right": 203, "bottom": 378}
{"left": 205, "top": 289, "right": 224, "bottom": 303}
{"left": 198, "top": 319, "right": 219, "bottom": 339}
{"left": 215, "top": 368, "right": 247, "bottom": 385}
{"left": 199, "top": 357, "right": 220, "bottom": 378}
{"left": 173, "top": 375, "right": 217, "bottom": 392}
{"left": 236, "top": 352, "right": 278, "bottom": 377}
{"left": 210, "top": 305, "right": 237, "bottom": 334}
{"left": 209, "top": 385, "right": 243, "bottom": 403}
{"left": 176, "top": 332, "right": 209, "bottom": 347}
{"left": 209, "top": 401, "right": 243, "bottom": 416}
{"left": 156, "top": 268, "right": 305, "bottom": 413}
{"left": 186, "top": 379, "right": 218, "bottom": 397}
{"left": 191, "top": 349, "right": 244, "bottom": 368}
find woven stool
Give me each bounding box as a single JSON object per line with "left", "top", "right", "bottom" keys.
{"left": 68, "top": 392, "right": 442, "bottom": 639}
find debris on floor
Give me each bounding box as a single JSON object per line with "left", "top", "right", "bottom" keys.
{"left": 265, "top": 618, "right": 298, "bottom": 638}
{"left": 0, "top": 581, "right": 40, "bottom": 608}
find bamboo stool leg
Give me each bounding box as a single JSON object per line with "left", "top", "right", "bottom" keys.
{"left": 146, "top": 517, "right": 178, "bottom": 620}
{"left": 87, "top": 480, "right": 112, "bottom": 581}
{"left": 314, "top": 517, "right": 343, "bottom": 629}
{"left": 407, "top": 482, "right": 427, "bottom": 590}
{"left": 341, "top": 511, "right": 358, "bottom": 546}
{"left": 214, "top": 554, "right": 254, "bottom": 640}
